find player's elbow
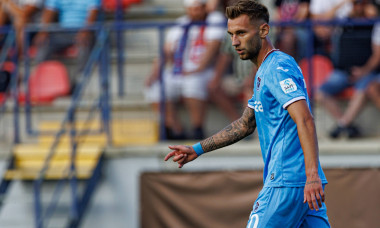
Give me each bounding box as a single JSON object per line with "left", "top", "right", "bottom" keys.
{"left": 297, "top": 114, "right": 316, "bottom": 130}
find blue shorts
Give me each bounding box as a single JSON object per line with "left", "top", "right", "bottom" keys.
{"left": 246, "top": 186, "right": 330, "bottom": 228}
{"left": 319, "top": 69, "right": 378, "bottom": 96}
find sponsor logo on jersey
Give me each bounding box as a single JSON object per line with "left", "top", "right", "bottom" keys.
{"left": 253, "top": 101, "right": 263, "bottom": 112}
{"left": 277, "top": 66, "right": 289, "bottom": 72}
{"left": 280, "top": 78, "right": 297, "bottom": 94}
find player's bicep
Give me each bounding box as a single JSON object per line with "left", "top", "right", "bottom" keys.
{"left": 287, "top": 99, "right": 313, "bottom": 124}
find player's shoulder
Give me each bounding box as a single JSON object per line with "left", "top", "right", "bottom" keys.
{"left": 271, "top": 52, "right": 300, "bottom": 72}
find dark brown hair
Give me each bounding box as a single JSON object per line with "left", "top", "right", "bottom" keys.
{"left": 225, "top": 0, "right": 269, "bottom": 24}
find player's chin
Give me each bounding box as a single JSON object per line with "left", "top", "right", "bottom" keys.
{"left": 239, "top": 54, "right": 249, "bottom": 60}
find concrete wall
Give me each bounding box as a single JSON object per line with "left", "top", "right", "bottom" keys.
{"left": 1, "top": 139, "right": 380, "bottom": 228}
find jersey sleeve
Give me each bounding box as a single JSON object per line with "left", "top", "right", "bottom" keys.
{"left": 268, "top": 60, "right": 307, "bottom": 109}
{"left": 247, "top": 92, "right": 256, "bottom": 110}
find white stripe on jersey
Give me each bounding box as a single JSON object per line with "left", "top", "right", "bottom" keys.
{"left": 247, "top": 214, "right": 259, "bottom": 228}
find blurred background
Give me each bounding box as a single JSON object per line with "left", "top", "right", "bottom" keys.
{"left": 0, "top": 0, "right": 380, "bottom": 227}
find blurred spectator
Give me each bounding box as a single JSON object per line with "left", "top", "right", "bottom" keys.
{"left": 206, "top": 0, "right": 255, "bottom": 122}
{"left": 309, "top": 0, "right": 353, "bottom": 56}
{"left": 206, "top": 0, "right": 221, "bottom": 12}
{"left": 145, "top": 0, "right": 225, "bottom": 140}
{"left": 273, "top": 0, "right": 310, "bottom": 60}
{"left": 366, "top": 23, "right": 380, "bottom": 109}
{"left": 33, "top": 0, "right": 101, "bottom": 88}
{"left": 0, "top": 0, "right": 44, "bottom": 54}
{"left": 208, "top": 34, "right": 256, "bottom": 122}
{"left": 315, "top": 2, "right": 380, "bottom": 138}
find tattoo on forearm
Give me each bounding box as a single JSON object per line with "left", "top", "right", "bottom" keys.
{"left": 306, "top": 181, "right": 319, "bottom": 185}
{"left": 201, "top": 107, "right": 256, "bottom": 152}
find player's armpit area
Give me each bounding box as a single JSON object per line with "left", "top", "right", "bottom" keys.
{"left": 201, "top": 106, "right": 256, "bottom": 152}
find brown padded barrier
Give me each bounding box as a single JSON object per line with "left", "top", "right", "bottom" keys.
{"left": 140, "top": 168, "right": 380, "bottom": 228}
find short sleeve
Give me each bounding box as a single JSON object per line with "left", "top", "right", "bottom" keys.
{"left": 268, "top": 61, "right": 307, "bottom": 109}
{"left": 247, "top": 92, "right": 256, "bottom": 110}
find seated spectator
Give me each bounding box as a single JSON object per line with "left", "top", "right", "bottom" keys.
{"left": 33, "top": 0, "right": 101, "bottom": 89}
{"left": 309, "top": 0, "right": 354, "bottom": 56}
{"left": 366, "top": 23, "right": 380, "bottom": 109}
{"left": 208, "top": 33, "right": 256, "bottom": 122}
{"left": 273, "top": 0, "right": 310, "bottom": 60}
{"left": 0, "top": 0, "right": 44, "bottom": 54}
{"left": 145, "top": 0, "right": 225, "bottom": 140}
{"left": 315, "top": 2, "right": 380, "bottom": 138}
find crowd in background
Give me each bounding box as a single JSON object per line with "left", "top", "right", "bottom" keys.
{"left": 1, "top": 0, "right": 380, "bottom": 140}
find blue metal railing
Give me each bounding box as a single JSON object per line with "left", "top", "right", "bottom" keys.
{"left": 21, "top": 24, "right": 107, "bottom": 136}
{"left": 0, "top": 28, "right": 21, "bottom": 143}
{"left": 32, "top": 27, "right": 110, "bottom": 228}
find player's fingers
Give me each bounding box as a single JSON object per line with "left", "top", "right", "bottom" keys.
{"left": 304, "top": 192, "right": 306, "bottom": 204}
{"left": 172, "top": 154, "right": 184, "bottom": 162}
{"left": 315, "top": 192, "right": 322, "bottom": 208}
{"left": 164, "top": 151, "right": 177, "bottom": 161}
{"left": 175, "top": 154, "right": 187, "bottom": 163}
{"left": 320, "top": 189, "right": 325, "bottom": 202}
{"left": 311, "top": 194, "right": 319, "bottom": 211}
{"left": 306, "top": 195, "right": 313, "bottom": 210}
{"left": 168, "top": 145, "right": 183, "bottom": 151}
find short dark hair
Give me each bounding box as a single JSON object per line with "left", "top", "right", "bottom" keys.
{"left": 225, "top": 0, "right": 269, "bottom": 24}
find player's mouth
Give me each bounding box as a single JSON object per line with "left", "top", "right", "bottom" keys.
{"left": 235, "top": 49, "right": 244, "bottom": 54}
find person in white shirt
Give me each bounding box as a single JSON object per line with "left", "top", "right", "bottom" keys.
{"left": 145, "top": 0, "right": 226, "bottom": 139}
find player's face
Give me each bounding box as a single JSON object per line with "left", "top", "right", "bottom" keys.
{"left": 227, "top": 14, "right": 262, "bottom": 60}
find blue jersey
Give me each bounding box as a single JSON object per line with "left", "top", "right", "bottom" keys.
{"left": 248, "top": 51, "right": 327, "bottom": 187}
{"left": 46, "top": 0, "right": 101, "bottom": 28}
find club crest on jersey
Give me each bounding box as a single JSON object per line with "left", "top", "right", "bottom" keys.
{"left": 256, "top": 77, "right": 261, "bottom": 90}
{"left": 254, "top": 202, "right": 260, "bottom": 212}
{"left": 280, "top": 78, "right": 297, "bottom": 94}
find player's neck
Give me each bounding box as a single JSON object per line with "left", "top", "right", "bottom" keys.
{"left": 256, "top": 39, "right": 276, "bottom": 69}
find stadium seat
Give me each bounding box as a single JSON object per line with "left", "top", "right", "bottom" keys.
{"left": 19, "top": 61, "right": 70, "bottom": 104}
{"left": 0, "top": 93, "right": 6, "bottom": 104}
{"left": 299, "top": 55, "right": 333, "bottom": 97}
{"left": 299, "top": 55, "right": 354, "bottom": 99}
{"left": 102, "top": 0, "right": 142, "bottom": 11}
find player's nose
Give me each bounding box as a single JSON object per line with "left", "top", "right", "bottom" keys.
{"left": 231, "top": 35, "right": 240, "bottom": 46}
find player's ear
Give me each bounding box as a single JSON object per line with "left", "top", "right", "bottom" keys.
{"left": 259, "top": 23, "right": 270, "bottom": 38}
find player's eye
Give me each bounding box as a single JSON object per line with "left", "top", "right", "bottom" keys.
{"left": 237, "top": 31, "right": 246, "bottom": 36}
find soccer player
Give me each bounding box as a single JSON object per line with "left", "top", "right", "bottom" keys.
{"left": 164, "top": 0, "right": 330, "bottom": 227}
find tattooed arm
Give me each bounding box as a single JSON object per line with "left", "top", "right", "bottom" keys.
{"left": 164, "top": 107, "right": 256, "bottom": 168}
{"left": 201, "top": 106, "right": 256, "bottom": 152}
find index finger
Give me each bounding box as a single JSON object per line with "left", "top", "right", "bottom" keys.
{"left": 164, "top": 151, "right": 177, "bottom": 161}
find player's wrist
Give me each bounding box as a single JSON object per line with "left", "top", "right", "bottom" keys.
{"left": 192, "top": 142, "right": 204, "bottom": 156}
